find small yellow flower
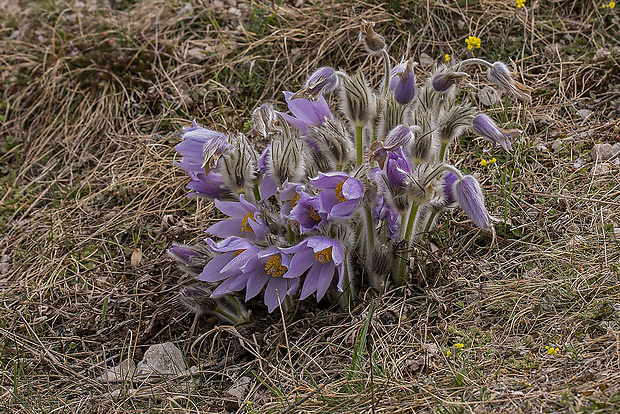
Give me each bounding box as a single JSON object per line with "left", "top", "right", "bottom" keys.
{"left": 480, "top": 157, "right": 497, "bottom": 167}
{"left": 446, "top": 349, "right": 452, "bottom": 357}
{"left": 545, "top": 345, "right": 559, "bottom": 355}
{"left": 465, "top": 36, "right": 481, "bottom": 50}
{"left": 602, "top": 1, "right": 615, "bottom": 7}
{"left": 445, "top": 54, "right": 451, "bottom": 62}
{"left": 516, "top": 0, "right": 526, "bottom": 7}
{"left": 454, "top": 342, "right": 464, "bottom": 349}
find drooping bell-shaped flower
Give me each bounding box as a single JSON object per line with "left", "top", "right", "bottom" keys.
{"left": 383, "top": 148, "right": 411, "bottom": 188}
{"left": 441, "top": 171, "right": 459, "bottom": 206}
{"left": 367, "top": 124, "right": 415, "bottom": 168}
{"left": 174, "top": 121, "right": 232, "bottom": 178}
{"left": 281, "top": 237, "right": 345, "bottom": 301}
{"left": 373, "top": 194, "right": 401, "bottom": 241}
{"left": 453, "top": 175, "right": 493, "bottom": 231}
{"left": 472, "top": 114, "right": 519, "bottom": 152}
{"left": 257, "top": 148, "right": 278, "bottom": 199}
{"left": 185, "top": 172, "right": 232, "bottom": 200}
{"left": 241, "top": 248, "right": 299, "bottom": 313}
{"left": 278, "top": 91, "right": 333, "bottom": 135}
{"left": 431, "top": 71, "right": 469, "bottom": 93}
{"left": 291, "top": 67, "right": 339, "bottom": 100}
{"left": 206, "top": 195, "right": 268, "bottom": 241}
{"left": 486, "top": 61, "right": 531, "bottom": 102}
{"left": 311, "top": 172, "right": 364, "bottom": 219}
{"left": 389, "top": 59, "right": 417, "bottom": 105}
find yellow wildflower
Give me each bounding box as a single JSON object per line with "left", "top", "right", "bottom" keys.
{"left": 445, "top": 54, "right": 451, "bottom": 62}
{"left": 480, "top": 157, "right": 497, "bottom": 167}
{"left": 446, "top": 349, "right": 452, "bottom": 357}
{"left": 465, "top": 36, "right": 481, "bottom": 50}
{"left": 516, "top": 0, "right": 526, "bottom": 7}
{"left": 602, "top": 1, "right": 615, "bottom": 7}
{"left": 454, "top": 342, "right": 464, "bottom": 349}
{"left": 545, "top": 345, "right": 559, "bottom": 355}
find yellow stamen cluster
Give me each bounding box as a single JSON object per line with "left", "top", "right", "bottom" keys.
{"left": 265, "top": 254, "right": 288, "bottom": 277}
{"left": 465, "top": 36, "right": 481, "bottom": 50}
{"left": 233, "top": 249, "right": 246, "bottom": 258}
{"left": 241, "top": 213, "right": 256, "bottom": 233}
{"left": 290, "top": 193, "right": 301, "bottom": 208}
{"left": 545, "top": 346, "right": 560, "bottom": 355}
{"left": 309, "top": 206, "right": 322, "bottom": 222}
{"left": 602, "top": 1, "right": 615, "bottom": 8}
{"left": 516, "top": 0, "right": 526, "bottom": 8}
{"left": 315, "top": 246, "right": 333, "bottom": 264}
{"left": 480, "top": 157, "right": 497, "bottom": 167}
{"left": 335, "top": 181, "right": 347, "bottom": 203}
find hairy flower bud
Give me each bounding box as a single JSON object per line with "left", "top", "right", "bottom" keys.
{"left": 306, "top": 119, "right": 354, "bottom": 169}
{"left": 252, "top": 103, "right": 279, "bottom": 138}
{"left": 377, "top": 96, "right": 406, "bottom": 140}
{"left": 370, "top": 243, "right": 394, "bottom": 276}
{"left": 359, "top": 19, "right": 386, "bottom": 55}
{"left": 431, "top": 71, "right": 469, "bottom": 93}
{"left": 453, "top": 175, "right": 493, "bottom": 230}
{"left": 220, "top": 133, "right": 259, "bottom": 194}
{"left": 268, "top": 133, "right": 305, "bottom": 186}
{"left": 486, "top": 61, "right": 531, "bottom": 102}
{"left": 179, "top": 285, "right": 217, "bottom": 315}
{"left": 167, "top": 244, "right": 214, "bottom": 276}
{"left": 340, "top": 71, "right": 376, "bottom": 127}
{"left": 389, "top": 59, "right": 418, "bottom": 105}
{"left": 472, "top": 114, "right": 519, "bottom": 152}
{"left": 292, "top": 67, "right": 339, "bottom": 100}
{"left": 436, "top": 102, "right": 476, "bottom": 145}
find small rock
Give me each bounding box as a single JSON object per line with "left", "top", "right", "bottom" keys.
{"left": 595, "top": 48, "right": 611, "bottom": 60}
{"left": 228, "top": 376, "right": 251, "bottom": 400}
{"left": 419, "top": 53, "right": 433, "bottom": 68}
{"left": 96, "top": 359, "right": 137, "bottom": 382}
{"left": 225, "top": 0, "right": 237, "bottom": 6}
{"left": 573, "top": 157, "right": 586, "bottom": 169}
{"left": 591, "top": 143, "right": 615, "bottom": 161}
{"left": 457, "top": 20, "right": 465, "bottom": 30}
{"left": 228, "top": 7, "right": 241, "bottom": 17}
{"left": 137, "top": 342, "right": 187, "bottom": 376}
{"left": 478, "top": 86, "right": 501, "bottom": 107}
{"left": 576, "top": 109, "right": 592, "bottom": 120}
{"left": 213, "top": 0, "right": 224, "bottom": 7}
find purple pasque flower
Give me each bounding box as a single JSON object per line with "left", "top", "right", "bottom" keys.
{"left": 291, "top": 67, "right": 339, "bottom": 99}
{"left": 486, "top": 61, "right": 530, "bottom": 102}
{"left": 389, "top": 59, "right": 417, "bottom": 104}
{"left": 431, "top": 71, "right": 469, "bottom": 93}
{"left": 472, "top": 114, "right": 518, "bottom": 152}
{"left": 206, "top": 195, "right": 268, "bottom": 241}
{"left": 174, "top": 121, "right": 232, "bottom": 178}
{"left": 452, "top": 175, "right": 493, "bottom": 231}
{"left": 258, "top": 148, "right": 278, "bottom": 199}
{"left": 383, "top": 147, "right": 411, "bottom": 188}
{"left": 198, "top": 237, "right": 260, "bottom": 296}
{"left": 311, "top": 172, "right": 364, "bottom": 219}
{"left": 278, "top": 181, "right": 306, "bottom": 218}
{"left": 281, "top": 237, "right": 345, "bottom": 301}
{"left": 441, "top": 171, "right": 459, "bottom": 206}
{"left": 277, "top": 91, "right": 333, "bottom": 135}
{"left": 185, "top": 172, "right": 231, "bottom": 200}
{"left": 373, "top": 193, "right": 401, "bottom": 241}
{"left": 367, "top": 124, "right": 414, "bottom": 168}
{"left": 288, "top": 193, "right": 325, "bottom": 232}
{"left": 242, "top": 247, "right": 299, "bottom": 313}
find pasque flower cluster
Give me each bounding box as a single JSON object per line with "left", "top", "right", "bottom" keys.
{"left": 169, "top": 20, "right": 528, "bottom": 322}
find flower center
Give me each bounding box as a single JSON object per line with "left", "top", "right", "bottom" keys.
{"left": 233, "top": 249, "right": 246, "bottom": 258}
{"left": 335, "top": 181, "right": 347, "bottom": 203}
{"left": 309, "top": 206, "right": 322, "bottom": 222}
{"left": 240, "top": 213, "right": 256, "bottom": 233}
{"left": 290, "top": 193, "right": 301, "bottom": 208}
{"left": 314, "top": 246, "right": 333, "bottom": 264}
{"left": 265, "top": 254, "right": 288, "bottom": 277}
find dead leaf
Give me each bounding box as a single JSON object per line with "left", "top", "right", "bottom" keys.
{"left": 131, "top": 248, "right": 142, "bottom": 267}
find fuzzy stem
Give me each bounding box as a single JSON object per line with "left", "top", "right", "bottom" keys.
{"left": 439, "top": 141, "right": 449, "bottom": 162}
{"left": 356, "top": 125, "right": 364, "bottom": 166}
{"left": 457, "top": 58, "right": 493, "bottom": 70}
{"left": 381, "top": 50, "right": 391, "bottom": 97}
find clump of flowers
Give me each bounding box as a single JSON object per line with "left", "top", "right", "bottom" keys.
{"left": 168, "top": 21, "right": 528, "bottom": 321}
{"left": 602, "top": 1, "right": 615, "bottom": 8}
{"left": 516, "top": 0, "right": 526, "bottom": 8}
{"left": 465, "top": 36, "right": 481, "bottom": 50}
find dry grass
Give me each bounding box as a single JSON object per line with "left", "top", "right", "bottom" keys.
{"left": 1, "top": 0, "right": 619, "bottom": 412}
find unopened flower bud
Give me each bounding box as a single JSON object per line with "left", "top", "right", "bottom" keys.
{"left": 371, "top": 243, "right": 394, "bottom": 276}
{"left": 167, "top": 244, "right": 214, "bottom": 276}
{"left": 179, "top": 285, "right": 216, "bottom": 315}
{"left": 306, "top": 119, "right": 354, "bottom": 169}
{"left": 220, "top": 133, "right": 259, "bottom": 194}
{"left": 486, "top": 61, "right": 531, "bottom": 102}
{"left": 472, "top": 114, "right": 519, "bottom": 152}
{"left": 292, "top": 67, "right": 339, "bottom": 100}
{"left": 252, "top": 103, "right": 278, "bottom": 138}
{"left": 359, "top": 19, "right": 386, "bottom": 55}
{"left": 340, "top": 71, "right": 376, "bottom": 127}
{"left": 389, "top": 59, "right": 417, "bottom": 104}
{"left": 267, "top": 134, "right": 305, "bottom": 186}
{"left": 453, "top": 175, "right": 493, "bottom": 230}
{"left": 431, "top": 71, "right": 469, "bottom": 92}
{"left": 436, "top": 102, "right": 476, "bottom": 145}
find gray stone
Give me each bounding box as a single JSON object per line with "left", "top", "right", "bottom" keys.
{"left": 419, "top": 53, "right": 433, "bottom": 68}
{"left": 227, "top": 376, "right": 251, "bottom": 400}
{"left": 591, "top": 143, "right": 615, "bottom": 161}
{"left": 96, "top": 359, "right": 137, "bottom": 383}
{"left": 590, "top": 163, "right": 612, "bottom": 176}
{"left": 137, "top": 342, "right": 187, "bottom": 376}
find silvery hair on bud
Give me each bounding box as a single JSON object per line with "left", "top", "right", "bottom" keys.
{"left": 220, "top": 133, "right": 259, "bottom": 195}
{"left": 340, "top": 71, "right": 376, "bottom": 127}
{"left": 377, "top": 96, "right": 407, "bottom": 140}
{"left": 267, "top": 133, "right": 305, "bottom": 186}
{"left": 436, "top": 102, "right": 477, "bottom": 145}
{"left": 306, "top": 119, "right": 354, "bottom": 169}
{"left": 252, "top": 103, "right": 278, "bottom": 138}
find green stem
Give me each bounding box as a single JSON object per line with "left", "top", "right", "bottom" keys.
{"left": 364, "top": 207, "right": 375, "bottom": 248}
{"left": 439, "top": 141, "right": 448, "bottom": 162}
{"left": 393, "top": 203, "right": 419, "bottom": 286}
{"left": 356, "top": 125, "right": 364, "bottom": 166}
